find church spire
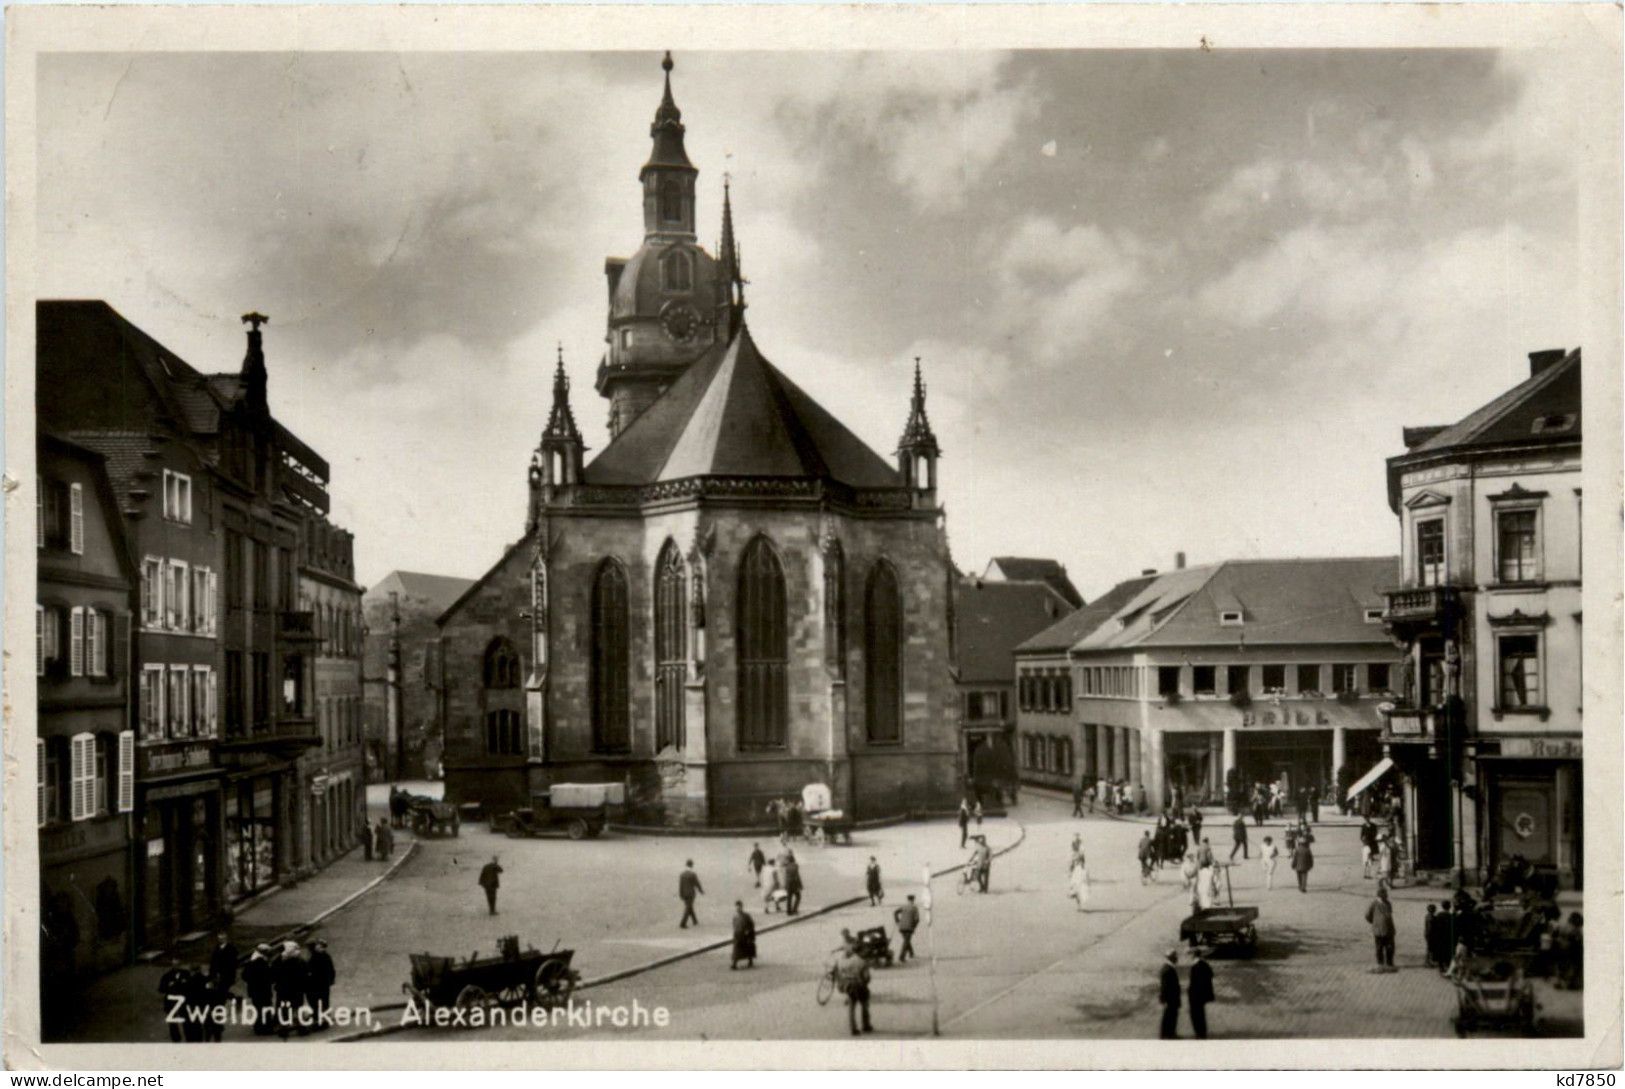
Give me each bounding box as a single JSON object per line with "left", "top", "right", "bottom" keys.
{"left": 896, "top": 358, "right": 940, "bottom": 494}
{"left": 531, "top": 345, "right": 586, "bottom": 528}
{"left": 716, "top": 176, "right": 747, "bottom": 337}
{"left": 640, "top": 51, "right": 697, "bottom": 238}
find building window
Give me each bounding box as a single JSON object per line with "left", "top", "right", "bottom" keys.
{"left": 1191, "top": 665, "right": 1216, "bottom": 695}
{"left": 1498, "top": 634, "right": 1542, "bottom": 709}
{"left": 1367, "top": 663, "right": 1392, "bottom": 693}
{"left": 590, "top": 559, "right": 631, "bottom": 754}
{"left": 165, "top": 560, "right": 190, "bottom": 630}
{"left": 654, "top": 542, "right": 687, "bottom": 751}
{"left": 1226, "top": 665, "right": 1250, "bottom": 696}
{"left": 87, "top": 609, "right": 108, "bottom": 677}
{"left": 1364, "top": 608, "right": 1384, "bottom": 624}
{"left": 737, "top": 537, "right": 788, "bottom": 750}
{"left": 662, "top": 250, "right": 692, "bottom": 292}
{"left": 1219, "top": 610, "right": 1244, "bottom": 627}
{"left": 1261, "top": 664, "right": 1286, "bottom": 693}
{"left": 251, "top": 652, "right": 270, "bottom": 728}
{"left": 1496, "top": 508, "right": 1541, "bottom": 583}
{"left": 224, "top": 652, "right": 244, "bottom": 736}
{"left": 167, "top": 666, "right": 189, "bottom": 738}
{"left": 162, "top": 470, "right": 193, "bottom": 525}
{"left": 485, "top": 710, "right": 522, "bottom": 756}
{"left": 93, "top": 734, "right": 110, "bottom": 816}
{"left": 660, "top": 179, "right": 683, "bottom": 223}
{"left": 866, "top": 561, "right": 904, "bottom": 744}
{"left": 42, "top": 739, "right": 64, "bottom": 825}
{"left": 140, "top": 665, "right": 164, "bottom": 737}
{"left": 483, "top": 638, "right": 520, "bottom": 689}
{"left": 1332, "top": 664, "right": 1359, "bottom": 695}
{"left": 1157, "top": 666, "right": 1181, "bottom": 698}
{"left": 1416, "top": 518, "right": 1445, "bottom": 587}
{"left": 1297, "top": 663, "right": 1321, "bottom": 694}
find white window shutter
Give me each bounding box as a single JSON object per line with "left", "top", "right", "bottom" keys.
{"left": 69, "top": 483, "right": 84, "bottom": 555}
{"left": 36, "top": 739, "right": 46, "bottom": 827}
{"left": 70, "top": 607, "right": 85, "bottom": 677}
{"left": 70, "top": 733, "right": 92, "bottom": 821}
{"left": 89, "top": 612, "right": 106, "bottom": 676}
{"left": 118, "top": 730, "right": 136, "bottom": 812}
{"left": 207, "top": 671, "right": 218, "bottom": 734}
{"left": 209, "top": 570, "right": 219, "bottom": 634}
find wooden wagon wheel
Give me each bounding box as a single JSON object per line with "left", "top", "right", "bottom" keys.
{"left": 567, "top": 818, "right": 589, "bottom": 841}
{"left": 536, "top": 960, "right": 575, "bottom": 1006}
{"left": 455, "top": 984, "right": 491, "bottom": 1011}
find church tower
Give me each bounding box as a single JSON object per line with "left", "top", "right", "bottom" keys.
{"left": 529, "top": 346, "right": 585, "bottom": 534}
{"left": 597, "top": 53, "right": 738, "bottom": 439}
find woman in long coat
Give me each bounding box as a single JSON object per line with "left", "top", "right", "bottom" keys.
{"left": 1291, "top": 835, "right": 1315, "bottom": 893}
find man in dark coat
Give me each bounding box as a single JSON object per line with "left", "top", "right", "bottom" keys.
{"left": 362, "top": 818, "right": 374, "bottom": 861}
{"left": 836, "top": 944, "right": 873, "bottom": 1035}
{"left": 1291, "top": 834, "right": 1315, "bottom": 893}
{"left": 1072, "top": 779, "right": 1085, "bottom": 817}
{"left": 1188, "top": 948, "right": 1215, "bottom": 1039}
{"left": 748, "top": 843, "right": 766, "bottom": 888}
{"left": 375, "top": 818, "right": 394, "bottom": 860}
{"left": 1366, "top": 886, "right": 1396, "bottom": 970}
{"left": 730, "top": 902, "right": 756, "bottom": 969}
{"left": 679, "top": 860, "right": 705, "bottom": 927}
{"left": 1159, "top": 950, "right": 1182, "bottom": 1039}
{"left": 479, "top": 856, "right": 503, "bottom": 915}
{"left": 242, "top": 944, "right": 275, "bottom": 1035}
{"left": 1187, "top": 805, "right": 1203, "bottom": 844}
{"left": 865, "top": 857, "right": 884, "bottom": 906}
{"left": 894, "top": 895, "right": 921, "bottom": 962}
{"left": 957, "top": 800, "right": 971, "bottom": 849}
{"left": 273, "top": 941, "right": 308, "bottom": 1038}
{"left": 305, "top": 940, "right": 336, "bottom": 1027}
{"left": 208, "top": 931, "right": 239, "bottom": 991}
{"left": 157, "top": 960, "right": 192, "bottom": 1043}
{"left": 1229, "top": 814, "right": 1249, "bottom": 861}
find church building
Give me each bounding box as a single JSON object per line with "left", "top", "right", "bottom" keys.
{"left": 437, "top": 55, "right": 961, "bottom": 827}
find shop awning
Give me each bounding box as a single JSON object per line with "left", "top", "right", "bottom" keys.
{"left": 1346, "top": 757, "right": 1395, "bottom": 801}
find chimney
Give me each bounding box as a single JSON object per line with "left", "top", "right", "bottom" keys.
{"left": 1175, "top": 552, "right": 1187, "bottom": 570}
{"left": 1529, "top": 349, "right": 1567, "bottom": 377}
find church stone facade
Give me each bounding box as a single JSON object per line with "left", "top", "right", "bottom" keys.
{"left": 437, "top": 55, "right": 960, "bottom": 828}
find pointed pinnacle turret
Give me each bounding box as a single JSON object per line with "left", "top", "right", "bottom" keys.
{"left": 897, "top": 357, "right": 940, "bottom": 455}
{"left": 543, "top": 343, "right": 582, "bottom": 443}
{"left": 717, "top": 175, "right": 748, "bottom": 336}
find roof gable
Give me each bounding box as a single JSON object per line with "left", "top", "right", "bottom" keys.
{"left": 1414, "top": 349, "right": 1581, "bottom": 455}
{"left": 955, "top": 579, "right": 1073, "bottom": 682}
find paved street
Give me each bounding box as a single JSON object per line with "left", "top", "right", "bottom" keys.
{"left": 54, "top": 785, "right": 1581, "bottom": 1044}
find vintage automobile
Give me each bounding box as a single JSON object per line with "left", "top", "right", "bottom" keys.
{"left": 490, "top": 782, "right": 625, "bottom": 841}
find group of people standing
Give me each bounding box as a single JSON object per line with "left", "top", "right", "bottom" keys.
{"left": 1073, "top": 778, "right": 1144, "bottom": 818}
{"left": 159, "top": 931, "right": 336, "bottom": 1041}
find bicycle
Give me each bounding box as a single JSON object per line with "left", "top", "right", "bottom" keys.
{"left": 815, "top": 963, "right": 840, "bottom": 1006}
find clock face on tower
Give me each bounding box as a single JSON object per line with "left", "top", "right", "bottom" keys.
{"left": 660, "top": 302, "right": 702, "bottom": 345}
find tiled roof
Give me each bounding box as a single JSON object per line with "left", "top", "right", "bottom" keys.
{"left": 60, "top": 429, "right": 161, "bottom": 511}
{"left": 985, "top": 557, "right": 1084, "bottom": 608}
{"left": 1412, "top": 349, "right": 1581, "bottom": 454}
{"left": 955, "top": 578, "right": 1073, "bottom": 683}
{"left": 1017, "top": 575, "right": 1155, "bottom": 655}
{"left": 368, "top": 570, "right": 479, "bottom": 615}
{"left": 584, "top": 324, "right": 900, "bottom": 489}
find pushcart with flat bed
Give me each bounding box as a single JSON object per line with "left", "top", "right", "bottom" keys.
{"left": 1179, "top": 864, "right": 1259, "bottom": 954}
{"left": 402, "top": 936, "right": 579, "bottom": 1016}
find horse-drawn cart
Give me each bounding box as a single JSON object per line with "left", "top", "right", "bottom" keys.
{"left": 409, "top": 800, "right": 461, "bottom": 838}
{"left": 402, "top": 936, "right": 579, "bottom": 1016}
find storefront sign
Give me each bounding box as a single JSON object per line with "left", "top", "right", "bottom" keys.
{"left": 1241, "top": 709, "right": 1332, "bottom": 728}
{"left": 1499, "top": 737, "right": 1581, "bottom": 759}
{"left": 140, "top": 741, "right": 213, "bottom": 778}
{"left": 146, "top": 837, "right": 165, "bottom": 858}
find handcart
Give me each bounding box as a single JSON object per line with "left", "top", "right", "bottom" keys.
{"left": 402, "top": 936, "right": 579, "bottom": 1016}
{"left": 1179, "top": 863, "right": 1259, "bottom": 955}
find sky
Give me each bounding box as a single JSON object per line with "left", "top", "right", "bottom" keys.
{"left": 35, "top": 48, "right": 1588, "bottom": 598}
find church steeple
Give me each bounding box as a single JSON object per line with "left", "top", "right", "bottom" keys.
{"left": 530, "top": 346, "right": 586, "bottom": 530}
{"left": 896, "top": 358, "right": 940, "bottom": 494}
{"left": 715, "top": 178, "right": 747, "bottom": 337}
{"left": 640, "top": 52, "right": 698, "bottom": 239}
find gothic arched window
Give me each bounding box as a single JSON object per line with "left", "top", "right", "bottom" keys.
{"left": 662, "top": 250, "right": 692, "bottom": 292}
{"left": 485, "top": 710, "right": 522, "bottom": 755}
{"left": 865, "top": 561, "right": 903, "bottom": 744}
{"left": 482, "top": 638, "right": 520, "bottom": 689}
{"left": 654, "top": 542, "right": 686, "bottom": 751}
{"left": 737, "top": 537, "right": 787, "bottom": 750}
{"left": 590, "top": 559, "right": 631, "bottom": 753}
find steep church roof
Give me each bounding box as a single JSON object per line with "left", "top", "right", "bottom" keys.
{"left": 583, "top": 323, "right": 901, "bottom": 489}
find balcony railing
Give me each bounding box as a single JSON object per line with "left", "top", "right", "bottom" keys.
{"left": 1382, "top": 585, "right": 1462, "bottom": 626}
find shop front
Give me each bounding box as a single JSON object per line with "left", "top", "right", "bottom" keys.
{"left": 1478, "top": 736, "right": 1582, "bottom": 890}
{"left": 137, "top": 775, "right": 222, "bottom": 949}
{"left": 225, "top": 774, "right": 285, "bottom": 901}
